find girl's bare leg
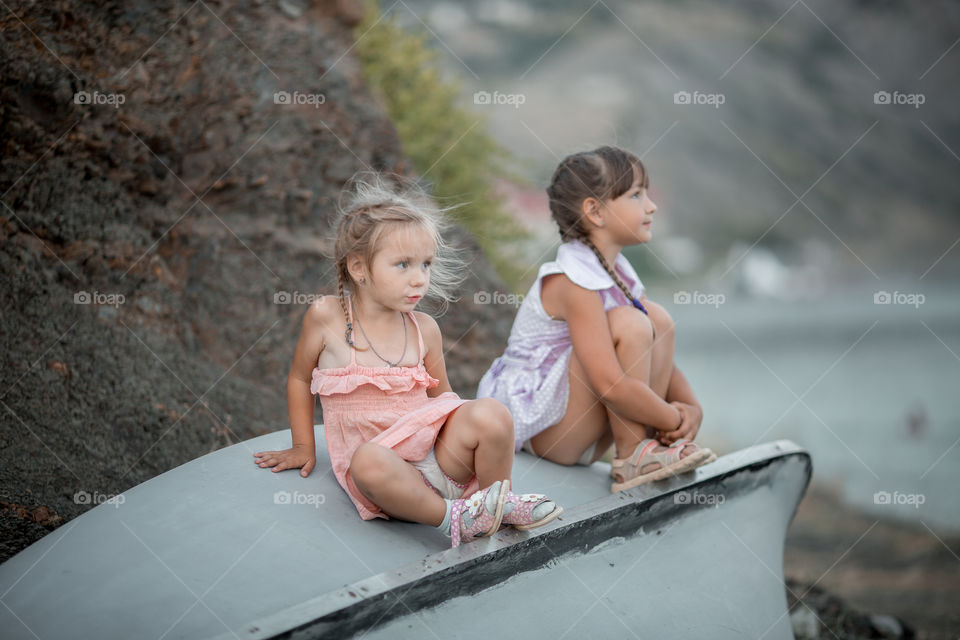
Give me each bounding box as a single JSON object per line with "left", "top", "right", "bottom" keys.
{"left": 643, "top": 301, "right": 676, "bottom": 398}
{"left": 527, "top": 353, "right": 609, "bottom": 465}
{"left": 606, "top": 301, "right": 675, "bottom": 447}
{"left": 530, "top": 302, "right": 684, "bottom": 465}
{"left": 350, "top": 443, "right": 446, "bottom": 525}
{"left": 433, "top": 398, "right": 514, "bottom": 489}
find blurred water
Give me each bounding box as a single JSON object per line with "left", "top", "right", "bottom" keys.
{"left": 656, "top": 284, "right": 960, "bottom": 533}
{"left": 393, "top": 0, "right": 960, "bottom": 532}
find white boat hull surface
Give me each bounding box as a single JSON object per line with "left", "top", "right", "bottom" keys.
{"left": 0, "top": 427, "right": 810, "bottom": 640}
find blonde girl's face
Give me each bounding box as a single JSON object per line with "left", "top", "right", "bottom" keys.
{"left": 602, "top": 178, "right": 658, "bottom": 245}
{"left": 361, "top": 224, "right": 435, "bottom": 311}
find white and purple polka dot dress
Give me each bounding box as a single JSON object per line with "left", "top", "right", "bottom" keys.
{"left": 477, "top": 240, "right": 646, "bottom": 451}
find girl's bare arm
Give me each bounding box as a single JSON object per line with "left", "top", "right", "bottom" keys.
{"left": 254, "top": 298, "right": 333, "bottom": 475}
{"left": 553, "top": 276, "right": 681, "bottom": 430}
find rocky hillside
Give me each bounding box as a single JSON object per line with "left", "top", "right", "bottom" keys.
{"left": 0, "top": 0, "right": 512, "bottom": 562}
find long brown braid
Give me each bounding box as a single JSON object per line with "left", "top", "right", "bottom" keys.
{"left": 546, "top": 146, "right": 652, "bottom": 322}
{"left": 335, "top": 258, "right": 357, "bottom": 348}
{"left": 580, "top": 236, "right": 637, "bottom": 307}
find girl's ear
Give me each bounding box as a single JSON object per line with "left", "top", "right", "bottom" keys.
{"left": 345, "top": 254, "right": 367, "bottom": 285}
{"left": 581, "top": 197, "right": 604, "bottom": 229}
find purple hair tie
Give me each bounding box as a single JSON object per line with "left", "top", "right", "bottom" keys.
{"left": 632, "top": 298, "right": 649, "bottom": 315}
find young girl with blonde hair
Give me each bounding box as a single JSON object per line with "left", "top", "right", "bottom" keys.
{"left": 479, "top": 147, "right": 716, "bottom": 492}
{"left": 255, "top": 176, "right": 561, "bottom": 546}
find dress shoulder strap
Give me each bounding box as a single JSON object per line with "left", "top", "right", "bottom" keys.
{"left": 406, "top": 311, "right": 426, "bottom": 364}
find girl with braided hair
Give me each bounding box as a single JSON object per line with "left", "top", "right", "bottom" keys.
{"left": 478, "top": 147, "right": 715, "bottom": 492}
{"left": 255, "top": 175, "right": 561, "bottom": 547}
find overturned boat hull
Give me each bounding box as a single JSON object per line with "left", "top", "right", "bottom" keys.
{"left": 0, "top": 430, "right": 810, "bottom": 639}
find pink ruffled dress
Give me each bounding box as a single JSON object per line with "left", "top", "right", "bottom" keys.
{"left": 310, "top": 303, "right": 470, "bottom": 520}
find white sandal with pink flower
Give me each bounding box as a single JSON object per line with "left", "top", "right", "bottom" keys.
{"left": 501, "top": 490, "right": 563, "bottom": 531}
{"left": 449, "top": 480, "right": 509, "bottom": 548}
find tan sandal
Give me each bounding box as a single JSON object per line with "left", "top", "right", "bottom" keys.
{"left": 610, "top": 438, "right": 714, "bottom": 493}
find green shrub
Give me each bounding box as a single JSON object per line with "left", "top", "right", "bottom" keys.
{"left": 354, "top": 2, "right": 528, "bottom": 287}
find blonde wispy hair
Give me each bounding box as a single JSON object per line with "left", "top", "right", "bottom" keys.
{"left": 332, "top": 174, "right": 464, "bottom": 337}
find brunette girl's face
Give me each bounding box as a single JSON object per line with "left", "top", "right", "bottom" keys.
{"left": 356, "top": 224, "right": 435, "bottom": 311}
{"left": 601, "top": 177, "right": 657, "bottom": 245}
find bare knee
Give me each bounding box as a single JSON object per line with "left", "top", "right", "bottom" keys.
{"left": 607, "top": 305, "right": 654, "bottom": 348}
{"left": 643, "top": 300, "right": 675, "bottom": 341}
{"left": 460, "top": 398, "right": 514, "bottom": 444}
{"left": 350, "top": 443, "right": 391, "bottom": 490}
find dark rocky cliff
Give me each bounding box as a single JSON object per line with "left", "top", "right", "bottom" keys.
{"left": 0, "top": 0, "right": 511, "bottom": 562}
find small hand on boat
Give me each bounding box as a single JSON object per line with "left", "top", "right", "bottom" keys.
{"left": 254, "top": 443, "right": 317, "bottom": 477}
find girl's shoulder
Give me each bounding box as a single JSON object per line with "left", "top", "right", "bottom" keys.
{"left": 306, "top": 296, "right": 352, "bottom": 371}
{"left": 303, "top": 295, "right": 345, "bottom": 337}
{"left": 411, "top": 310, "right": 440, "bottom": 346}
{"left": 546, "top": 241, "right": 644, "bottom": 296}
{"left": 537, "top": 241, "right": 608, "bottom": 292}
{"left": 307, "top": 294, "right": 343, "bottom": 318}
